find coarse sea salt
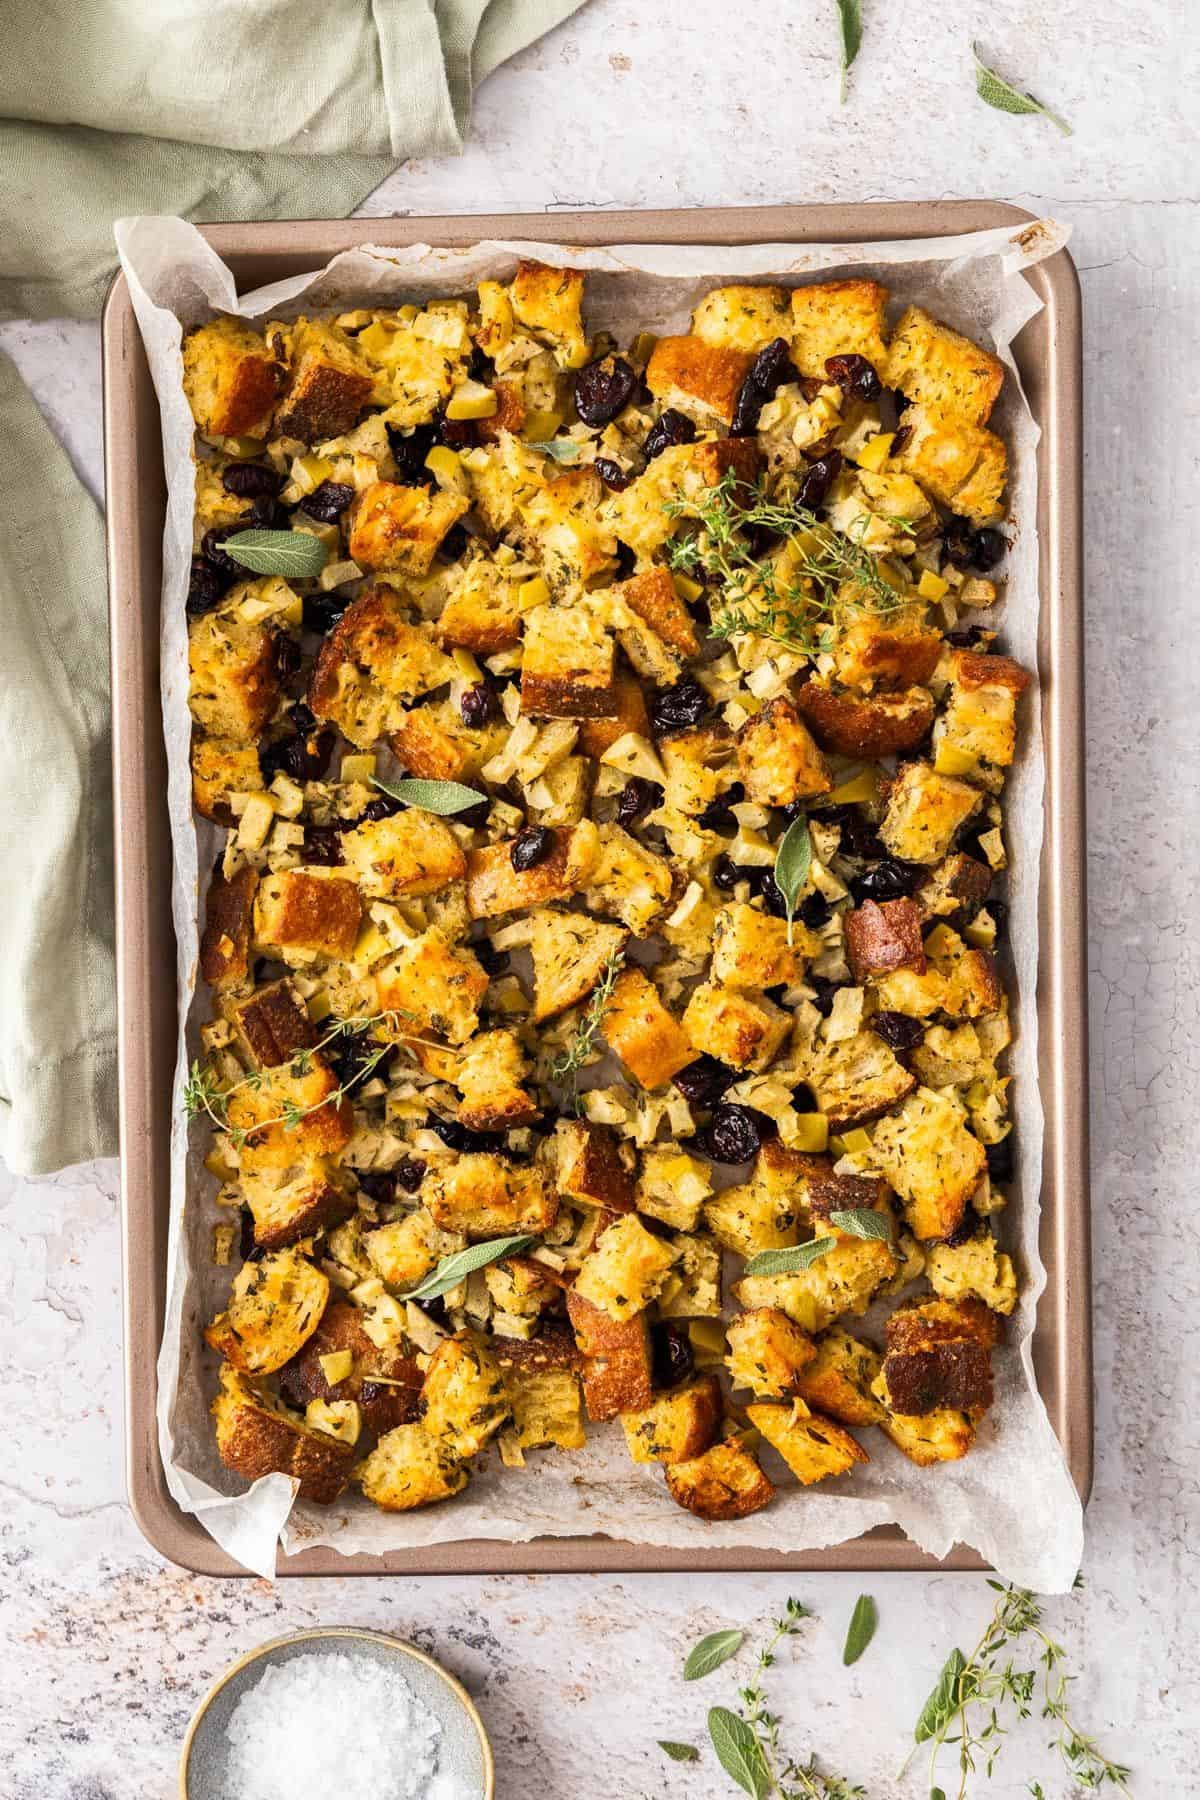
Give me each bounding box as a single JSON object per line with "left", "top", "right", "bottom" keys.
{"left": 221, "top": 1650, "right": 471, "bottom": 1800}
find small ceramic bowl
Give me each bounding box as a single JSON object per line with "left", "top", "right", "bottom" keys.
{"left": 179, "top": 1626, "right": 494, "bottom": 1799}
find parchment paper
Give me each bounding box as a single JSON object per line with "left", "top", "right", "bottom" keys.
{"left": 114, "top": 213, "right": 1084, "bottom": 1588}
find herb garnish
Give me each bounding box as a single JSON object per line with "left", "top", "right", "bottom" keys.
{"left": 223, "top": 528, "right": 328, "bottom": 579}
{"left": 684, "top": 1628, "right": 745, "bottom": 1682}
{"left": 658, "top": 1741, "right": 701, "bottom": 1763}
{"left": 833, "top": 0, "right": 862, "bottom": 105}
{"left": 372, "top": 775, "right": 487, "bottom": 815}
{"left": 829, "top": 1208, "right": 891, "bottom": 1242}
{"left": 972, "top": 44, "right": 1072, "bottom": 136}
{"left": 549, "top": 946, "right": 625, "bottom": 1110}
{"left": 526, "top": 438, "right": 583, "bottom": 463}
{"left": 773, "top": 816, "right": 813, "bottom": 946}
{"left": 743, "top": 1239, "right": 836, "bottom": 1278}
{"left": 403, "top": 1234, "right": 538, "bottom": 1302}
{"left": 841, "top": 1594, "right": 877, "bottom": 1667}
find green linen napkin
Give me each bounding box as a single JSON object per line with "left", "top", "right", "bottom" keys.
{"left": 0, "top": 0, "right": 585, "bottom": 1172}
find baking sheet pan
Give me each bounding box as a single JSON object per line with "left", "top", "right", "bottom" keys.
{"left": 104, "top": 201, "right": 1088, "bottom": 1577}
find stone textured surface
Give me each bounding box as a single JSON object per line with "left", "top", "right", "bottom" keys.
{"left": 2, "top": 2, "right": 1197, "bottom": 1792}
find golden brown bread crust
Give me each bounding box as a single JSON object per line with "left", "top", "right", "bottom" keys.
{"left": 745, "top": 1400, "right": 869, "bottom": 1485}
{"left": 243, "top": 1166, "right": 356, "bottom": 1252}
{"left": 832, "top": 621, "right": 943, "bottom": 692}
{"left": 621, "top": 1373, "right": 723, "bottom": 1465}
{"left": 229, "top": 978, "right": 316, "bottom": 1069}
{"left": 425, "top": 1154, "right": 558, "bottom": 1239}
{"left": 788, "top": 279, "right": 890, "bottom": 379}
{"left": 646, "top": 334, "right": 755, "bottom": 424}
{"left": 556, "top": 1120, "right": 636, "bottom": 1213}
{"left": 212, "top": 1367, "right": 355, "bottom": 1504}
{"left": 348, "top": 481, "right": 470, "bottom": 577}
{"left": 227, "top": 1059, "right": 354, "bottom": 1166}
{"left": 276, "top": 1299, "right": 422, "bottom": 1434}
{"left": 602, "top": 967, "right": 695, "bottom": 1090}
{"left": 565, "top": 1288, "right": 654, "bottom": 1421}
{"left": 844, "top": 897, "right": 927, "bottom": 982}
{"left": 664, "top": 1437, "right": 775, "bottom": 1520}
{"left": 736, "top": 697, "right": 832, "bottom": 806}
{"left": 577, "top": 669, "right": 651, "bottom": 758}
{"left": 200, "top": 864, "right": 259, "bottom": 989}
{"left": 476, "top": 377, "right": 527, "bottom": 443}
{"left": 953, "top": 651, "right": 1032, "bottom": 694}
{"left": 794, "top": 678, "right": 935, "bottom": 759}
{"left": 274, "top": 358, "right": 374, "bottom": 443}
{"left": 786, "top": 1154, "right": 891, "bottom": 1228}
{"left": 882, "top": 1295, "right": 1000, "bottom": 1415}
{"left": 613, "top": 567, "right": 700, "bottom": 660}
{"left": 466, "top": 826, "right": 595, "bottom": 919}
{"left": 253, "top": 870, "right": 363, "bottom": 961}
{"left": 884, "top": 304, "right": 1005, "bottom": 426}
{"left": 491, "top": 1321, "right": 581, "bottom": 1374}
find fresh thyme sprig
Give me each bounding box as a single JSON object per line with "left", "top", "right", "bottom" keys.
{"left": 665, "top": 472, "right": 913, "bottom": 659}
{"left": 549, "top": 946, "right": 625, "bottom": 1111}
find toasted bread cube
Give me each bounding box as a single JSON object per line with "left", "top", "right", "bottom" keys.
{"left": 436, "top": 550, "right": 523, "bottom": 653}
{"left": 356, "top": 1422, "right": 469, "bottom": 1510}
{"left": 788, "top": 280, "right": 889, "bottom": 380}
{"left": 736, "top": 697, "right": 832, "bottom": 805}
{"left": 805, "top": 1028, "right": 916, "bottom": 1128}
{"left": 926, "top": 1234, "right": 1018, "bottom": 1316}
{"left": 182, "top": 317, "right": 282, "bottom": 439}
{"left": 475, "top": 376, "right": 527, "bottom": 442}
{"left": 276, "top": 1299, "right": 422, "bottom": 1435}
{"left": 228, "top": 1057, "right": 353, "bottom": 1169}
{"left": 583, "top": 823, "right": 675, "bottom": 934}
{"left": 711, "top": 902, "right": 816, "bottom": 992}
{"left": 881, "top": 1297, "right": 999, "bottom": 1415}
{"left": 602, "top": 437, "right": 761, "bottom": 559}
{"left": 341, "top": 809, "right": 467, "bottom": 900}
{"left": 795, "top": 679, "right": 935, "bottom": 760}
{"left": 658, "top": 1231, "right": 723, "bottom": 1319}
{"left": 205, "top": 1249, "right": 329, "bottom": 1375}
{"left": 425, "top": 1153, "right": 557, "bottom": 1240}
{"left": 375, "top": 928, "right": 488, "bottom": 1044}
{"left": 421, "top": 1333, "right": 510, "bottom": 1458}
{"left": 705, "top": 1164, "right": 802, "bottom": 1260}
{"left": 578, "top": 670, "right": 651, "bottom": 758}
{"left": 520, "top": 600, "right": 617, "bottom": 718}
{"left": 793, "top": 1326, "right": 885, "bottom": 1426}
{"left": 748, "top": 1399, "right": 868, "bottom": 1485}
{"left": 253, "top": 870, "right": 362, "bottom": 962}
{"left": 212, "top": 1366, "right": 353, "bottom": 1503}
{"left": 528, "top": 907, "right": 628, "bottom": 1022}
{"left": 521, "top": 466, "right": 618, "bottom": 593}
{"left": 659, "top": 723, "right": 734, "bottom": 816}
{"left": 510, "top": 261, "right": 588, "bottom": 368}
{"left": 566, "top": 1288, "right": 654, "bottom": 1420}
{"left": 845, "top": 898, "right": 926, "bottom": 983}
{"left": 466, "top": 822, "right": 598, "bottom": 919}
{"left": 484, "top": 1255, "right": 560, "bottom": 1320}
{"left": 229, "top": 978, "right": 316, "bottom": 1069}
{"left": 894, "top": 403, "right": 1007, "bottom": 523}
{"left": 691, "top": 284, "right": 790, "bottom": 353}
{"left": 451, "top": 1029, "right": 539, "bottom": 1131}
{"left": 621, "top": 1374, "right": 723, "bottom": 1464}
{"left": 612, "top": 565, "right": 700, "bottom": 661}
{"left": 364, "top": 1208, "right": 464, "bottom": 1293}
{"left": 200, "top": 864, "right": 259, "bottom": 990}
{"left": 603, "top": 967, "right": 694, "bottom": 1089}
{"left": 726, "top": 1308, "right": 817, "bottom": 1398}
{"left": 635, "top": 1147, "right": 713, "bottom": 1232}
{"left": 917, "top": 853, "right": 993, "bottom": 921}
{"left": 188, "top": 610, "right": 281, "bottom": 743}
{"left": 934, "top": 650, "right": 1031, "bottom": 770}
{"left": 872, "top": 1381, "right": 978, "bottom": 1466}
{"left": 347, "top": 479, "right": 469, "bottom": 577}
{"left": 881, "top": 761, "right": 982, "bottom": 866}
{"left": 884, "top": 305, "right": 1005, "bottom": 426}
{"left": 272, "top": 318, "right": 374, "bottom": 442}
{"left": 555, "top": 1119, "right": 636, "bottom": 1213}
{"left": 572, "top": 1214, "right": 679, "bottom": 1321}
{"left": 870, "top": 1086, "right": 987, "bottom": 1241}
{"left": 664, "top": 1437, "right": 774, "bottom": 1520}
{"left": 735, "top": 1233, "right": 896, "bottom": 1334}
{"left": 309, "top": 581, "right": 458, "bottom": 744}
{"left": 389, "top": 699, "right": 505, "bottom": 783}
{"left": 501, "top": 1364, "right": 587, "bottom": 1450}
{"left": 832, "top": 614, "right": 944, "bottom": 696}
{"left": 645, "top": 334, "right": 755, "bottom": 426}
{"left": 924, "top": 925, "right": 1004, "bottom": 1019}
{"left": 784, "top": 1155, "right": 891, "bottom": 1231}
{"left": 683, "top": 981, "right": 790, "bottom": 1074}
{"left": 191, "top": 737, "right": 264, "bottom": 820}
{"left": 242, "top": 1164, "right": 355, "bottom": 1253}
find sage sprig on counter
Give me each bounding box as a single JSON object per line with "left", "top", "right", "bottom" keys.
{"left": 371, "top": 776, "right": 486, "bottom": 816}
{"left": 972, "top": 43, "right": 1072, "bottom": 135}
{"left": 403, "top": 1234, "right": 538, "bottom": 1303}
{"left": 833, "top": 0, "right": 862, "bottom": 104}
{"left": 684, "top": 1628, "right": 745, "bottom": 1682}
{"left": 841, "top": 1595, "right": 877, "bottom": 1667}
{"left": 223, "top": 528, "right": 329, "bottom": 578}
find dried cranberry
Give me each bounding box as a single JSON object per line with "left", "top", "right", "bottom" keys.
{"left": 614, "top": 540, "right": 637, "bottom": 579}
{"left": 808, "top": 976, "right": 842, "bottom": 1017}
{"left": 222, "top": 462, "right": 285, "bottom": 501}
{"left": 617, "top": 777, "right": 664, "bottom": 827}
{"left": 386, "top": 420, "right": 438, "bottom": 486}
{"left": 303, "top": 591, "right": 350, "bottom": 635}
{"left": 473, "top": 938, "right": 509, "bottom": 976}
{"left": 425, "top": 1113, "right": 502, "bottom": 1154}
{"left": 712, "top": 855, "right": 747, "bottom": 892}
{"left": 438, "top": 521, "right": 473, "bottom": 563}
{"left": 871, "top": 1010, "right": 925, "bottom": 1052}
{"left": 459, "top": 684, "right": 497, "bottom": 728}
{"left": 812, "top": 805, "right": 885, "bottom": 862}
{"left": 644, "top": 409, "right": 696, "bottom": 461}
{"left": 510, "top": 825, "right": 554, "bottom": 872}
{"left": 947, "top": 626, "right": 988, "bottom": 649}
{"left": 303, "top": 824, "right": 345, "bottom": 866}
{"left": 650, "top": 678, "right": 710, "bottom": 736}
{"left": 851, "top": 859, "right": 925, "bottom": 904}
{"left": 356, "top": 794, "right": 401, "bottom": 824}
{"left": 796, "top": 449, "right": 843, "bottom": 511}
{"left": 186, "top": 554, "right": 229, "bottom": 617}
{"left": 673, "top": 1055, "right": 739, "bottom": 1106}
{"left": 732, "top": 337, "right": 797, "bottom": 436}
{"left": 971, "top": 528, "right": 1006, "bottom": 571}
{"left": 457, "top": 796, "right": 493, "bottom": 830}
{"left": 357, "top": 1170, "right": 398, "bottom": 1205}
{"left": 798, "top": 891, "right": 831, "bottom": 929}
{"left": 985, "top": 1137, "right": 1014, "bottom": 1183}
{"left": 824, "top": 353, "right": 883, "bottom": 402}
{"left": 593, "top": 456, "right": 632, "bottom": 491}
{"left": 753, "top": 870, "right": 789, "bottom": 919}
{"left": 695, "top": 1104, "right": 775, "bottom": 1165}
{"left": 302, "top": 480, "right": 356, "bottom": 523}
{"left": 201, "top": 523, "right": 247, "bottom": 578}
{"left": 395, "top": 1156, "right": 428, "bottom": 1193}
{"left": 247, "top": 494, "right": 289, "bottom": 531}
{"left": 272, "top": 635, "right": 302, "bottom": 683}
{"left": 574, "top": 355, "right": 638, "bottom": 427}
{"left": 985, "top": 898, "right": 1008, "bottom": 943}
{"left": 943, "top": 516, "right": 1008, "bottom": 572}
{"left": 327, "top": 1031, "right": 389, "bottom": 1095}
{"left": 651, "top": 1321, "right": 695, "bottom": 1390}
{"left": 890, "top": 423, "right": 913, "bottom": 456}
{"left": 699, "top": 798, "right": 737, "bottom": 837}
{"left": 239, "top": 1210, "right": 265, "bottom": 1263}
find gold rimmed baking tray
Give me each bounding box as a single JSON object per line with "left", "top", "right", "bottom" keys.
{"left": 104, "top": 201, "right": 1088, "bottom": 1576}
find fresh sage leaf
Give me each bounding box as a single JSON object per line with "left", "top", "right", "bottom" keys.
{"left": 707, "top": 1708, "right": 770, "bottom": 1800}
{"left": 223, "top": 528, "right": 328, "bottom": 579}
{"left": 683, "top": 1628, "right": 744, "bottom": 1682}
{"left": 403, "top": 1235, "right": 536, "bottom": 1302}
{"left": 658, "top": 1741, "right": 700, "bottom": 1763}
{"left": 931, "top": 1789, "right": 947, "bottom": 1800}
{"left": 972, "top": 43, "right": 1072, "bottom": 135}
{"left": 744, "top": 1237, "right": 836, "bottom": 1278}
{"left": 830, "top": 1207, "right": 892, "bottom": 1242}
{"left": 834, "top": 0, "right": 862, "bottom": 102}
{"left": 527, "top": 438, "right": 583, "bottom": 463}
{"left": 842, "top": 1593, "right": 877, "bottom": 1666}
{"left": 372, "top": 776, "right": 486, "bottom": 816}
{"left": 773, "top": 815, "right": 813, "bottom": 946}
{"left": 914, "top": 1647, "right": 966, "bottom": 1743}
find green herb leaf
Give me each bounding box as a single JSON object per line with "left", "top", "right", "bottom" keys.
{"left": 658, "top": 1741, "right": 700, "bottom": 1763}
{"left": 833, "top": 0, "right": 862, "bottom": 103}
{"left": 914, "top": 1647, "right": 966, "bottom": 1743}
{"left": 707, "top": 1707, "right": 770, "bottom": 1800}
{"left": 372, "top": 776, "right": 486, "bottom": 816}
{"left": 527, "top": 438, "right": 583, "bottom": 463}
{"left": 931, "top": 1789, "right": 947, "bottom": 1800}
{"left": 842, "top": 1594, "right": 877, "bottom": 1666}
{"left": 830, "top": 1208, "right": 892, "bottom": 1242}
{"left": 972, "top": 43, "right": 1072, "bottom": 135}
{"left": 222, "top": 528, "right": 328, "bottom": 578}
{"left": 773, "top": 815, "right": 813, "bottom": 946}
{"left": 403, "top": 1235, "right": 537, "bottom": 1302}
{"left": 683, "top": 1628, "right": 744, "bottom": 1682}
{"left": 744, "top": 1237, "right": 836, "bottom": 1278}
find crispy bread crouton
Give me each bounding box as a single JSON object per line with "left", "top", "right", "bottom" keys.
{"left": 583, "top": 823, "right": 675, "bottom": 933}
{"left": 793, "top": 1326, "right": 885, "bottom": 1426}
{"left": 572, "top": 1214, "right": 679, "bottom": 1321}
{"left": 528, "top": 907, "right": 628, "bottom": 1022}
{"left": 691, "top": 284, "right": 791, "bottom": 353}
{"left": 362, "top": 1209, "right": 464, "bottom": 1293}
{"left": 484, "top": 1255, "right": 561, "bottom": 1321}
{"left": 309, "top": 581, "right": 457, "bottom": 744}
{"left": 682, "top": 981, "right": 790, "bottom": 1074}
{"left": 191, "top": 737, "right": 264, "bottom": 821}
{"left": 277, "top": 1299, "right": 422, "bottom": 1435}
{"left": 422, "top": 1333, "right": 510, "bottom": 1458}
{"left": 446, "top": 1029, "right": 539, "bottom": 1131}
{"left": 188, "top": 610, "right": 281, "bottom": 742}
{"left": 227, "top": 1059, "right": 353, "bottom": 1167}
{"left": 831, "top": 612, "right": 943, "bottom": 694}
{"left": 795, "top": 679, "right": 935, "bottom": 760}
{"left": 645, "top": 334, "right": 755, "bottom": 426}
{"left": 747, "top": 1399, "right": 868, "bottom": 1485}
{"left": 229, "top": 979, "right": 316, "bottom": 1068}
{"left": 466, "top": 822, "right": 598, "bottom": 919}
{"left": 608, "top": 564, "right": 700, "bottom": 683}
{"left": 734, "top": 1230, "right": 897, "bottom": 1334}
{"left": 520, "top": 599, "right": 617, "bottom": 718}
{"left": 375, "top": 928, "right": 488, "bottom": 1044}
{"left": 182, "top": 317, "right": 282, "bottom": 439}
{"left": 845, "top": 898, "right": 927, "bottom": 983}
{"left": 602, "top": 437, "right": 760, "bottom": 559}
{"left": 565, "top": 1289, "right": 654, "bottom": 1420}
{"left": 436, "top": 550, "right": 524, "bottom": 653}
{"left": 621, "top": 1374, "right": 723, "bottom": 1464}
{"left": 803, "top": 1028, "right": 916, "bottom": 1128}
{"left": 711, "top": 902, "right": 816, "bottom": 992}
{"left": 205, "top": 1248, "right": 329, "bottom": 1375}
{"left": 788, "top": 280, "right": 890, "bottom": 379}
{"left": 881, "top": 761, "right": 982, "bottom": 865}
{"left": 704, "top": 1161, "right": 802, "bottom": 1260}
{"left": 726, "top": 1308, "right": 817, "bottom": 1398}
{"left": 884, "top": 305, "right": 1005, "bottom": 426}
{"left": 786, "top": 1156, "right": 891, "bottom": 1232}
{"left": 426, "top": 1154, "right": 557, "bottom": 1239}
{"left": 241, "top": 1164, "right": 355, "bottom": 1253}
{"left": 520, "top": 467, "right": 617, "bottom": 592}
{"left": 893, "top": 403, "right": 1007, "bottom": 523}
{"left": 635, "top": 1147, "right": 713, "bottom": 1232}
{"left": 340, "top": 808, "right": 467, "bottom": 899}
{"left": 657, "top": 1231, "right": 723, "bottom": 1319}
{"left": 736, "top": 696, "right": 832, "bottom": 805}
{"left": 510, "top": 261, "right": 588, "bottom": 368}
{"left": 476, "top": 377, "right": 527, "bottom": 443}
{"left": 501, "top": 1364, "right": 587, "bottom": 1450}
{"left": 603, "top": 966, "right": 695, "bottom": 1089}
{"left": 926, "top": 1233, "right": 1018, "bottom": 1315}
{"left": 934, "top": 650, "right": 1030, "bottom": 769}
{"left": 273, "top": 319, "right": 375, "bottom": 442}
{"left": 212, "top": 1366, "right": 354, "bottom": 1503}
{"left": 347, "top": 479, "right": 470, "bottom": 576}
{"left": 389, "top": 699, "right": 505, "bottom": 783}
{"left": 916, "top": 853, "right": 992, "bottom": 920}
{"left": 200, "top": 864, "right": 259, "bottom": 989}
{"left": 870, "top": 1087, "right": 987, "bottom": 1241}
{"left": 578, "top": 669, "right": 651, "bottom": 758}
{"left": 253, "top": 869, "right": 362, "bottom": 962}
{"left": 555, "top": 1119, "right": 636, "bottom": 1213}
{"left": 356, "top": 1422, "right": 468, "bottom": 1510}
{"left": 871, "top": 1381, "right": 978, "bottom": 1465}
{"left": 881, "top": 1296, "right": 999, "bottom": 1415}
{"left": 664, "top": 1437, "right": 774, "bottom": 1520}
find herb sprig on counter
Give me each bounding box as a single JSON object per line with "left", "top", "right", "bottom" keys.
{"left": 549, "top": 946, "right": 625, "bottom": 1110}
{"left": 972, "top": 43, "right": 1072, "bottom": 135}
{"left": 833, "top": 0, "right": 862, "bottom": 104}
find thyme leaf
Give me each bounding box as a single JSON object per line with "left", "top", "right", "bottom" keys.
{"left": 549, "top": 946, "right": 625, "bottom": 1110}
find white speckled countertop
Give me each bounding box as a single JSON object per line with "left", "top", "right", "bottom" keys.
{"left": 2, "top": 3, "right": 1198, "bottom": 1793}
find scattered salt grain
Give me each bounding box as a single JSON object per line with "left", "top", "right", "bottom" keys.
{"left": 221, "top": 1650, "right": 472, "bottom": 1800}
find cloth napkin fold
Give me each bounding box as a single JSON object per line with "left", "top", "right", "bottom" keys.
{"left": 0, "top": 0, "right": 585, "bottom": 1172}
